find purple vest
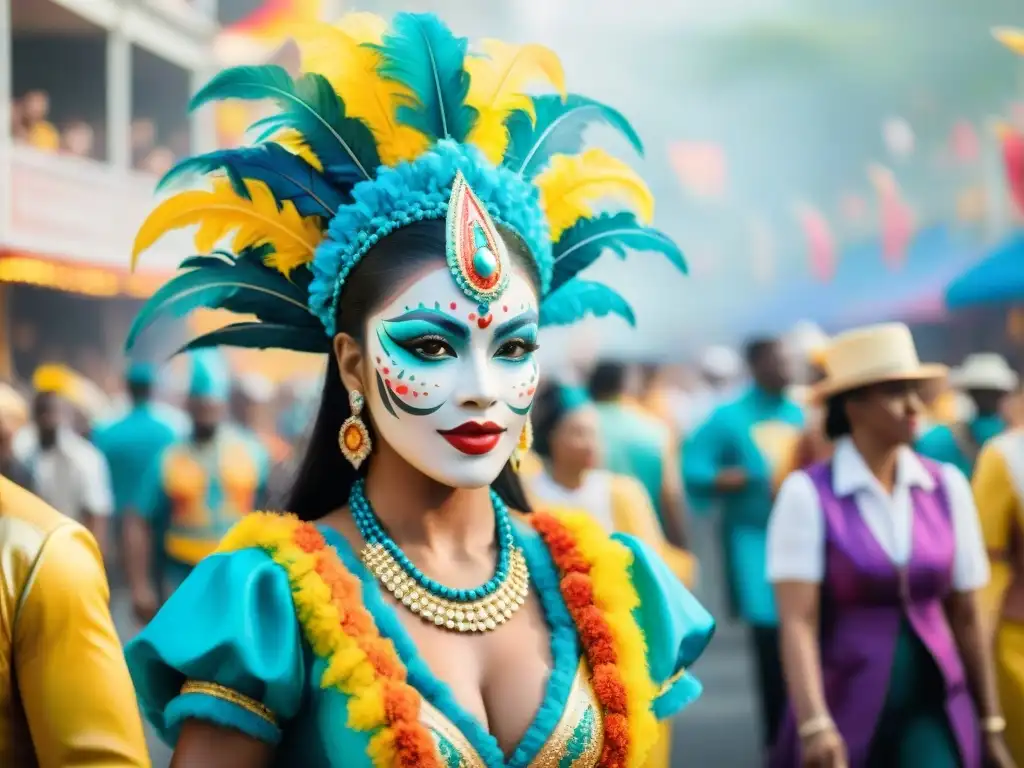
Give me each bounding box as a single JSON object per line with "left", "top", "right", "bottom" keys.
{"left": 770, "top": 458, "right": 980, "bottom": 768}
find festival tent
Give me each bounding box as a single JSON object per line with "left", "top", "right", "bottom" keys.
{"left": 828, "top": 226, "right": 981, "bottom": 328}
{"left": 946, "top": 232, "right": 1024, "bottom": 309}
{"left": 740, "top": 225, "right": 967, "bottom": 335}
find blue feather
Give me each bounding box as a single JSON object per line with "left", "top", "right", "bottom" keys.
{"left": 126, "top": 255, "right": 317, "bottom": 353}
{"left": 375, "top": 13, "right": 477, "bottom": 141}
{"left": 504, "top": 94, "right": 644, "bottom": 178}
{"left": 190, "top": 66, "right": 380, "bottom": 186}
{"left": 178, "top": 322, "right": 331, "bottom": 355}
{"left": 539, "top": 279, "right": 636, "bottom": 328}
{"left": 551, "top": 213, "right": 686, "bottom": 293}
{"left": 158, "top": 144, "right": 344, "bottom": 218}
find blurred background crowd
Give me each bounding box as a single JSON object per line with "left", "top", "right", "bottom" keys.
{"left": 6, "top": 0, "right": 1024, "bottom": 765}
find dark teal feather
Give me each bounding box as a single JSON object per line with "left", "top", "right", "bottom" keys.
{"left": 178, "top": 322, "right": 331, "bottom": 355}
{"left": 503, "top": 95, "right": 643, "bottom": 178}
{"left": 539, "top": 279, "right": 636, "bottom": 327}
{"left": 374, "top": 13, "right": 477, "bottom": 142}
{"left": 179, "top": 251, "right": 234, "bottom": 270}
{"left": 551, "top": 213, "right": 686, "bottom": 293}
{"left": 158, "top": 144, "right": 343, "bottom": 218}
{"left": 126, "top": 257, "right": 317, "bottom": 353}
{"left": 190, "top": 65, "right": 380, "bottom": 186}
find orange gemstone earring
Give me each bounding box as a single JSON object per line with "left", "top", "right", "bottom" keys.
{"left": 339, "top": 390, "right": 372, "bottom": 469}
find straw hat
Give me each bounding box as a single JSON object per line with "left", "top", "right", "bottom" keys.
{"left": 812, "top": 323, "right": 947, "bottom": 402}
{"left": 949, "top": 353, "right": 1019, "bottom": 392}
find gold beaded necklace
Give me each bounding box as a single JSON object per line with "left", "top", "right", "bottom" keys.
{"left": 362, "top": 543, "right": 530, "bottom": 634}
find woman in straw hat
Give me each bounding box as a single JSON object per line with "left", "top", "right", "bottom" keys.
{"left": 766, "top": 323, "right": 1012, "bottom": 768}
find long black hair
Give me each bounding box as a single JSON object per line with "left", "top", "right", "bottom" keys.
{"left": 285, "top": 220, "right": 534, "bottom": 520}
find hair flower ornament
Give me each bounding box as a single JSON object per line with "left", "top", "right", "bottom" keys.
{"left": 127, "top": 11, "right": 686, "bottom": 356}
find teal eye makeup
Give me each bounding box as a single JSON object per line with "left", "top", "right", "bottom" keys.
{"left": 380, "top": 309, "right": 471, "bottom": 363}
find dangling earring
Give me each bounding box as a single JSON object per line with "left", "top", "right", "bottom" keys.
{"left": 339, "top": 390, "right": 372, "bottom": 469}
{"left": 511, "top": 418, "right": 533, "bottom": 472}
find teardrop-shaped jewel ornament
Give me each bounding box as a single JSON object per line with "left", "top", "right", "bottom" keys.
{"left": 446, "top": 171, "right": 510, "bottom": 304}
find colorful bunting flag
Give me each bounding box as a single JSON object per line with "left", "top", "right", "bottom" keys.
{"left": 794, "top": 202, "right": 835, "bottom": 283}
{"left": 868, "top": 164, "right": 914, "bottom": 268}
{"left": 997, "top": 123, "right": 1024, "bottom": 217}
{"left": 668, "top": 141, "right": 727, "bottom": 199}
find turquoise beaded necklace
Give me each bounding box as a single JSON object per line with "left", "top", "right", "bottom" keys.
{"left": 350, "top": 479, "right": 530, "bottom": 633}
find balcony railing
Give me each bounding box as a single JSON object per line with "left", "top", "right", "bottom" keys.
{"left": 2, "top": 146, "right": 190, "bottom": 283}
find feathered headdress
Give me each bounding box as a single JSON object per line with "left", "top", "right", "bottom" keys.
{"left": 128, "top": 12, "right": 685, "bottom": 357}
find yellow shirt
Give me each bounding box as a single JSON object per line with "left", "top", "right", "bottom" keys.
{"left": 0, "top": 477, "right": 149, "bottom": 767}
{"left": 26, "top": 121, "right": 60, "bottom": 152}
{"left": 972, "top": 433, "right": 1024, "bottom": 622}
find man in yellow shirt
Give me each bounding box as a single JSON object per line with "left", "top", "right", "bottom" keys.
{"left": 972, "top": 432, "right": 1024, "bottom": 767}
{"left": 0, "top": 475, "right": 149, "bottom": 766}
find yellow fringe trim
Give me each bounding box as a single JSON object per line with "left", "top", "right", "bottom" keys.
{"left": 552, "top": 510, "right": 660, "bottom": 768}
{"left": 216, "top": 513, "right": 398, "bottom": 767}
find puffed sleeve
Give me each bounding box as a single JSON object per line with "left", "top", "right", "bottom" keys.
{"left": 125, "top": 548, "right": 306, "bottom": 746}
{"left": 614, "top": 534, "right": 715, "bottom": 719}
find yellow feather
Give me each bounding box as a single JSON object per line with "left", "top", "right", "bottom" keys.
{"left": 993, "top": 26, "right": 1024, "bottom": 55}
{"left": 295, "top": 19, "right": 429, "bottom": 166}
{"left": 335, "top": 11, "right": 388, "bottom": 43}
{"left": 274, "top": 129, "right": 324, "bottom": 171}
{"left": 465, "top": 40, "right": 567, "bottom": 164}
{"left": 132, "top": 179, "right": 322, "bottom": 277}
{"left": 535, "top": 149, "right": 655, "bottom": 241}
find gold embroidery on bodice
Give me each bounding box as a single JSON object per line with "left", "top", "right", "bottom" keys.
{"left": 419, "top": 661, "right": 603, "bottom": 768}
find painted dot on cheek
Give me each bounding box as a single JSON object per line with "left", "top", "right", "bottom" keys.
{"left": 502, "top": 305, "right": 508, "bottom": 312}
{"left": 450, "top": 302, "right": 457, "bottom": 310}
{"left": 396, "top": 385, "right": 409, "bottom": 395}
{"left": 468, "top": 313, "right": 476, "bottom": 321}
{"left": 382, "top": 367, "right": 389, "bottom": 375}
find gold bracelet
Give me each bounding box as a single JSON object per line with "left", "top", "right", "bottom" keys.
{"left": 982, "top": 716, "right": 1007, "bottom": 734}
{"left": 798, "top": 715, "right": 835, "bottom": 740}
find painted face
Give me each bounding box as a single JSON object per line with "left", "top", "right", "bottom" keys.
{"left": 364, "top": 263, "right": 540, "bottom": 488}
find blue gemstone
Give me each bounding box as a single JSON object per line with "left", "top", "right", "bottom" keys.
{"left": 472, "top": 246, "right": 498, "bottom": 279}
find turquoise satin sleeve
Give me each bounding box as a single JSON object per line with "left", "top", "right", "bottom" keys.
{"left": 614, "top": 533, "right": 716, "bottom": 719}
{"left": 124, "top": 548, "right": 306, "bottom": 746}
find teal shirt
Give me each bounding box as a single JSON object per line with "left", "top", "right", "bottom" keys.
{"left": 125, "top": 524, "right": 715, "bottom": 766}
{"left": 595, "top": 402, "right": 671, "bottom": 529}
{"left": 136, "top": 425, "right": 270, "bottom": 572}
{"left": 683, "top": 387, "right": 805, "bottom": 626}
{"left": 915, "top": 415, "right": 1005, "bottom": 478}
{"left": 93, "top": 403, "right": 187, "bottom": 516}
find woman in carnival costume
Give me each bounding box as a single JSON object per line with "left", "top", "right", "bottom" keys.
{"left": 766, "top": 324, "right": 1012, "bottom": 768}
{"left": 125, "top": 12, "right": 713, "bottom": 767}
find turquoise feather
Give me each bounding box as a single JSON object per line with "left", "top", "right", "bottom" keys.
{"left": 503, "top": 94, "right": 643, "bottom": 178}
{"left": 539, "top": 279, "right": 636, "bottom": 327}
{"left": 190, "top": 66, "right": 380, "bottom": 186}
{"left": 126, "top": 256, "right": 317, "bottom": 352}
{"left": 178, "top": 322, "right": 331, "bottom": 355}
{"left": 551, "top": 212, "right": 686, "bottom": 293}
{"left": 375, "top": 13, "right": 477, "bottom": 142}
{"left": 158, "top": 144, "right": 344, "bottom": 218}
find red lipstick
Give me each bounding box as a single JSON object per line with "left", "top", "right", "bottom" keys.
{"left": 438, "top": 421, "right": 506, "bottom": 455}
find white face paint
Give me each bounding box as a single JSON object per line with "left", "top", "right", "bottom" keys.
{"left": 363, "top": 263, "right": 540, "bottom": 488}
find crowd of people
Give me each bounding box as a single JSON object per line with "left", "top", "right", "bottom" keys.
{"left": 4, "top": 9, "right": 1024, "bottom": 768}
{"left": 10, "top": 88, "right": 185, "bottom": 173}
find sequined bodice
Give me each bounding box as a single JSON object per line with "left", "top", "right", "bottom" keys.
{"left": 421, "top": 662, "right": 602, "bottom": 768}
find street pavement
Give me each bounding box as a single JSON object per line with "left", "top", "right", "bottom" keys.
{"left": 114, "top": 516, "right": 761, "bottom": 766}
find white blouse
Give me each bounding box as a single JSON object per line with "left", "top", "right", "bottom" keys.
{"left": 766, "top": 437, "right": 990, "bottom": 592}
{"left": 528, "top": 469, "right": 615, "bottom": 533}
